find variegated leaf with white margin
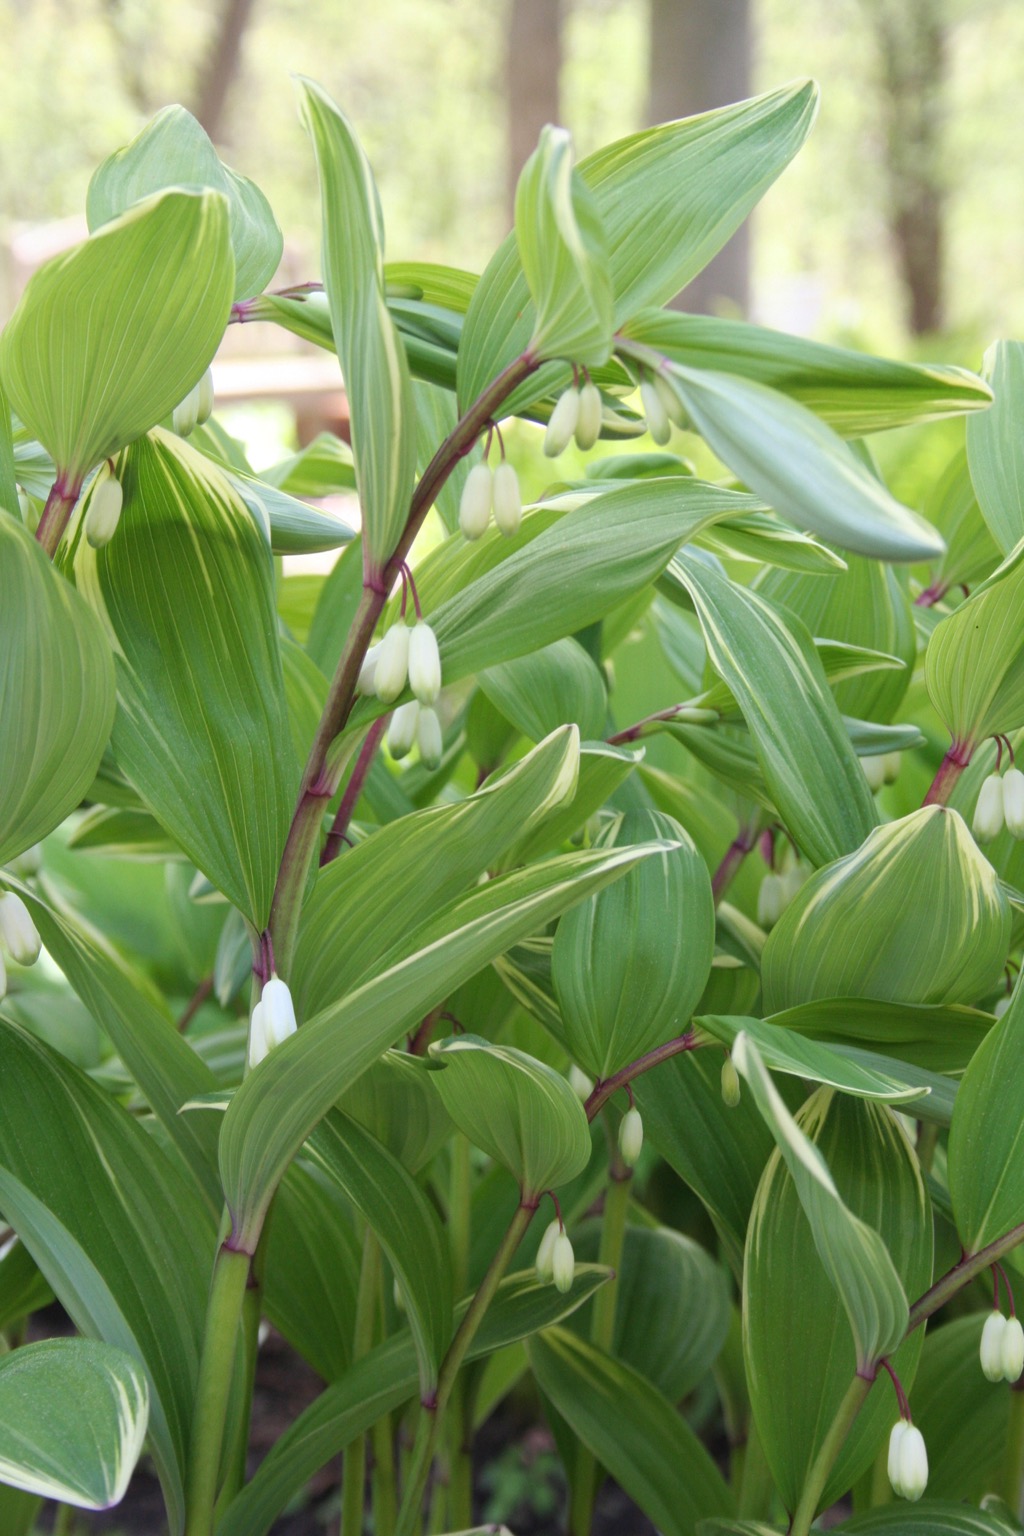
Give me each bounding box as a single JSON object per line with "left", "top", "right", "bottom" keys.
{"left": 0, "top": 1338, "right": 148, "bottom": 1510}
{"left": 966, "top": 341, "right": 1024, "bottom": 555}
{"left": 925, "top": 536, "right": 1024, "bottom": 748}
{"left": 697, "top": 1015, "right": 927, "bottom": 1105}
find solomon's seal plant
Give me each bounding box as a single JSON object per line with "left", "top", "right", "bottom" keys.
{"left": 0, "top": 69, "right": 1022, "bottom": 1536}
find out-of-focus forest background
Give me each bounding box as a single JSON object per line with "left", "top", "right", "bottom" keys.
{"left": 2, "top": 0, "right": 1021, "bottom": 351}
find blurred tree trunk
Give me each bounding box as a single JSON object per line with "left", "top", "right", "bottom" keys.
{"left": 506, "top": 0, "right": 563, "bottom": 221}
{"left": 193, "top": 0, "right": 260, "bottom": 143}
{"left": 860, "top": 0, "right": 946, "bottom": 335}
{"left": 647, "top": 0, "right": 752, "bottom": 315}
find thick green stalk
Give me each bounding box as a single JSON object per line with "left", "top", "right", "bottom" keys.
{"left": 35, "top": 476, "right": 81, "bottom": 559}
{"left": 394, "top": 1201, "right": 536, "bottom": 1536}
{"left": 445, "top": 1136, "right": 474, "bottom": 1531}
{"left": 372, "top": 1409, "right": 398, "bottom": 1536}
{"left": 1004, "top": 1386, "right": 1024, "bottom": 1518}
{"left": 789, "top": 1375, "right": 874, "bottom": 1536}
{"left": 184, "top": 1244, "right": 251, "bottom": 1536}
{"left": 216, "top": 1284, "right": 261, "bottom": 1510}
{"left": 342, "top": 1233, "right": 382, "bottom": 1536}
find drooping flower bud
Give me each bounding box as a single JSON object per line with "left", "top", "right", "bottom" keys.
{"left": 7, "top": 844, "right": 42, "bottom": 879}
{"left": 887, "top": 1420, "right": 908, "bottom": 1492}
{"left": 882, "top": 751, "right": 902, "bottom": 785}
{"left": 196, "top": 368, "right": 215, "bottom": 427}
{"left": 1002, "top": 1316, "right": 1024, "bottom": 1382}
{"left": 779, "top": 862, "right": 809, "bottom": 907}
{"left": 357, "top": 642, "right": 382, "bottom": 696}
{"left": 652, "top": 370, "right": 688, "bottom": 428}
{"left": 172, "top": 381, "right": 202, "bottom": 438}
{"left": 619, "top": 1107, "right": 643, "bottom": 1167}
{"left": 640, "top": 378, "right": 672, "bottom": 446}
{"left": 247, "top": 1000, "right": 268, "bottom": 1070}
{"left": 862, "top": 754, "right": 886, "bottom": 793}
{"left": 551, "top": 1229, "right": 575, "bottom": 1294}
{"left": 261, "top": 976, "right": 298, "bottom": 1050}
{"left": 757, "top": 872, "right": 785, "bottom": 929}
{"left": 574, "top": 381, "right": 603, "bottom": 451}
{"left": 459, "top": 463, "right": 493, "bottom": 540}
{"left": 980, "top": 1310, "right": 1008, "bottom": 1382}
{"left": 568, "top": 1064, "right": 593, "bottom": 1101}
{"left": 544, "top": 388, "right": 580, "bottom": 457}
{"left": 0, "top": 893, "right": 40, "bottom": 966}
{"left": 492, "top": 462, "right": 523, "bottom": 538}
{"left": 374, "top": 623, "right": 411, "bottom": 704}
{"left": 895, "top": 1423, "right": 928, "bottom": 1502}
{"left": 408, "top": 622, "right": 442, "bottom": 705}
{"left": 973, "top": 773, "right": 1005, "bottom": 843}
{"left": 721, "top": 1056, "right": 741, "bottom": 1108}
{"left": 535, "top": 1219, "right": 560, "bottom": 1283}
{"left": 1003, "top": 768, "right": 1024, "bottom": 839}
{"left": 387, "top": 701, "right": 420, "bottom": 760}
{"left": 416, "top": 705, "right": 443, "bottom": 769}
{"left": 85, "top": 474, "right": 123, "bottom": 549}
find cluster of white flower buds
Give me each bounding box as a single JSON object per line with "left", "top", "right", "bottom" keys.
{"left": 757, "top": 847, "right": 811, "bottom": 930}
{"left": 862, "top": 752, "right": 902, "bottom": 794}
{"left": 248, "top": 975, "right": 298, "bottom": 1071}
{"left": 536, "top": 1219, "right": 575, "bottom": 1294}
{"left": 973, "top": 767, "right": 1024, "bottom": 844}
{"left": 979, "top": 1309, "right": 1024, "bottom": 1383}
{"left": 85, "top": 469, "right": 124, "bottom": 549}
{"left": 0, "top": 891, "right": 42, "bottom": 1000}
{"left": 458, "top": 461, "right": 523, "bottom": 541}
{"left": 887, "top": 1419, "right": 928, "bottom": 1502}
{"left": 360, "top": 617, "right": 445, "bottom": 771}
{"left": 171, "top": 368, "right": 215, "bottom": 439}
{"left": 543, "top": 378, "right": 604, "bottom": 457}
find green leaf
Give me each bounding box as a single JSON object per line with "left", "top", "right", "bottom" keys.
{"left": 480, "top": 639, "right": 608, "bottom": 743}
{"left": 698, "top": 1015, "right": 928, "bottom": 1104}
{"left": 622, "top": 308, "right": 991, "bottom": 436}
{"left": 948, "top": 977, "right": 1024, "bottom": 1252}
{"left": 765, "top": 997, "right": 993, "bottom": 1076}
{"left": 909, "top": 1315, "right": 1011, "bottom": 1506}
{"left": 926, "top": 447, "right": 1002, "bottom": 597}
{"left": 0, "top": 1241, "right": 52, "bottom": 1335}
{"left": 552, "top": 809, "right": 714, "bottom": 1077}
{"left": 220, "top": 1267, "right": 608, "bottom": 1536}
{"left": 0, "top": 191, "right": 233, "bottom": 484}
{"left": 966, "top": 341, "right": 1024, "bottom": 554}
{"left": 0, "top": 1338, "right": 148, "bottom": 1509}
{"left": 0, "top": 517, "right": 115, "bottom": 865}
{"left": 76, "top": 430, "right": 295, "bottom": 926}
{"left": 263, "top": 1164, "right": 361, "bottom": 1383}
{"left": 298, "top": 78, "right": 417, "bottom": 578}
{"left": 426, "top": 1036, "right": 591, "bottom": 1198}
{"left": 86, "top": 104, "right": 282, "bottom": 301}
{"left": 262, "top": 431, "right": 356, "bottom": 498}
{"left": 738, "top": 1044, "right": 916, "bottom": 1377}
{"left": 514, "top": 125, "right": 612, "bottom": 367}
{"left": 496, "top": 741, "right": 642, "bottom": 869}
{"left": 925, "top": 538, "right": 1024, "bottom": 747}
{"left": 305, "top": 1111, "right": 452, "bottom": 1394}
{"left": 221, "top": 840, "right": 670, "bottom": 1248}
{"left": 761, "top": 808, "right": 1010, "bottom": 1014}
{"left": 840, "top": 1504, "right": 1020, "bottom": 1536}
{"left": 528, "top": 1327, "right": 733, "bottom": 1536}
{"left": 337, "top": 1050, "right": 452, "bottom": 1174}
{"left": 670, "top": 551, "right": 877, "bottom": 865}
{"left": 225, "top": 466, "right": 354, "bottom": 553}
{"left": 0, "top": 379, "right": 17, "bottom": 514}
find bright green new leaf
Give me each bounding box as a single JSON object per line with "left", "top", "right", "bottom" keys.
{"left": 0, "top": 191, "right": 233, "bottom": 485}
{"left": 761, "top": 808, "right": 1010, "bottom": 1014}
{"left": 737, "top": 1042, "right": 916, "bottom": 1372}
{"left": 966, "top": 341, "right": 1024, "bottom": 554}
{"left": 298, "top": 78, "right": 417, "bottom": 579}
{"left": 87, "top": 104, "right": 282, "bottom": 301}
{"left": 0, "top": 517, "right": 115, "bottom": 865}
{"left": 76, "top": 430, "right": 296, "bottom": 926}
{"left": 698, "top": 1015, "right": 927, "bottom": 1104}
{"left": 514, "top": 125, "right": 612, "bottom": 367}
{"left": 926, "top": 447, "right": 1002, "bottom": 597}
{"left": 426, "top": 1035, "right": 591, "bottom": 1198}
{"left": 496, "top": 741, "right": 642, "bottom": 870}
{"left": 0, "top": 380, "right": 16, "bottom": 514}
{"left": 0, "top": 1339, "right": 148, "bottom": 1510}
{"left": 948, "top": 976, "right": 1024, "bottom": 1253}
{"left": 480, "top": 639, "right": 608, "bottom": 744}
{"left": 552, "top": 809, "right": 714, "bottom": 1077}
{"left": 226, "top": 467, "right": 355, "bottom": 553}
{"left": 262, "top": 431, "right": 356, "bottom": 498}
{"left": 528, "top": 1328, "right": 734, "bottom": 1536}
{"left": 925, "top": 538, "right": 1024, "bottom": 748}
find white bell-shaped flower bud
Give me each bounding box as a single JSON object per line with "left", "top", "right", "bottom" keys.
{"left": 357, "top": 642, "right": 382, "bottom": 696}
{"left": 408, "top": 622, "right": 442, "bottom": 704}
{"left": 196, "top": 368, "right": 215, "bottom": 427}
{"left": 0, "top": 893, "right": 40, "bottom": 967}
{"left": 544, "top": 388, "right": 580, "bottom": 457}
{"left": 416, "top": 706, "right": 443, "bottom": 769}
{"left": 7, "top": 844, "right": 42, "bottom": 878}
{"left": 459, "top": 463, "right": 493, "bottom": 540}
{"left": 640, "top": 378, "right": 672, "bottom": 446}
{"left": 757, "top": 872, "right": 785, "bottom": 929}
{"left": 551, "top": 1230, "right": 575, "bottom": 1294}
{"left": 721, "top": 1056, "right": 741, "bottom": 1108}
{"left": 652, "top": 370, "right": 688, "bottom": 428}
{"left": 574, "top": 381, "right": 603, "bottom": 450}
{"left": 862, "top": 754, "right": 886, "bottom": 793}
{"left": 973, "top": 773, "right": 1005, "bottom": 843}
{"left": 1002, "top": 768, "right": 1024, "bottom": 839}
{"left": 261, "top": 976, "right": 297, "bottom": 1050}
{"left": 535, "top": 1219, "right": 560, "bottom": 1283}
{"left": 619, "top": 1107, "right": 644, "bottom": 1167}
{"left": 374, "top": 623, "right": 411, "bottom": 704}
{"left": 172, "top": 381, "right": 202, "bottom": 438}
{"left": 568, "top": 1064, "right": 593, "bottom": 1101}
{"left": 896, "top": 1423, "right": 928, "bottom": 1501}
{"left": 387, "top": 700, "right": 420, "bottom": 760}
{"left": 85, "top": 475, "right": 123, "bottom": 549}
{"left": 994, "top": 994, "right": 1012, "bottom": 1019}
{"left": 887, "top": 1420, "right": 908, "bottom": 1492}
{"left": 247, "top": 1000, "right": 268, "bottom": 1070}
{"left": 779, "top": 863, "right": 809, "bottom": 907}
{"left": 980, "top": 1310, "right": 1008, "bottom": 1382}
{"left": 1002, "top": 1316, "right": 1024, "bottom": 1381}
{"left": 492, "top": 462, "right": 523, "bottom": 538}
{"left": 882, "top": 751, "right": 902, "bottom": 785}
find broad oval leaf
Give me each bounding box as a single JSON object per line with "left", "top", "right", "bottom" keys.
{"left": 765, "top": 997, "right": 992, "bottom": 1076}
{"left": 839, "top": 1504, "right": 1020, "bottom": 1536}
{"left": 337, "top": 1050, "right": 452, "bottom": 1175}
{"left": 86, "top": 104, "right": 282, "bottom": 301}
{"left": 75, "top": 430, "right": 295, "bottom": 926}
{"left": 0, "top": 191, "right": 233, "bottom": 485}
{"left": 966, "top": 341, "right": 1024, "bottom": 554}
{"left": 427, "top": 1035, "right": 591, "bottom": 1199}
{"left": 552, "top": 809, "right": 714, "bottom": 1077}
{"left": 925, "top": 538, "right": 1024, "bottom": 748}
{"left": 948, "top": 977, "right": 1024, "bottom": 1254}
{"left": 0, "top": 1338, "right": 148, "bottom": 1510}
{"left": 480, "top": 638, "right": 608, "bottom": 744}
{"left": 761, "top": 808, "right": 1010, "bottom": 1014}
{"left": 0, "top": 517, "right": 115, "bottom": 865}
{"left": 741, "top": 1073, "right": 931, "bottom": 1510}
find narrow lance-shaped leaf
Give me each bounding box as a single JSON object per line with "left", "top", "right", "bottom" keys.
{"left": 925, "top": 537, "right": 1024, "bottom": 749}
{"left": 948, "top": 977, "right": 1024, "bottom": 1254}
{"left": 966, "top": 341, "right": 1024, "bottom": 554}
{"left": 697, "top": 1015, "right": 927, "bottom": 1104}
